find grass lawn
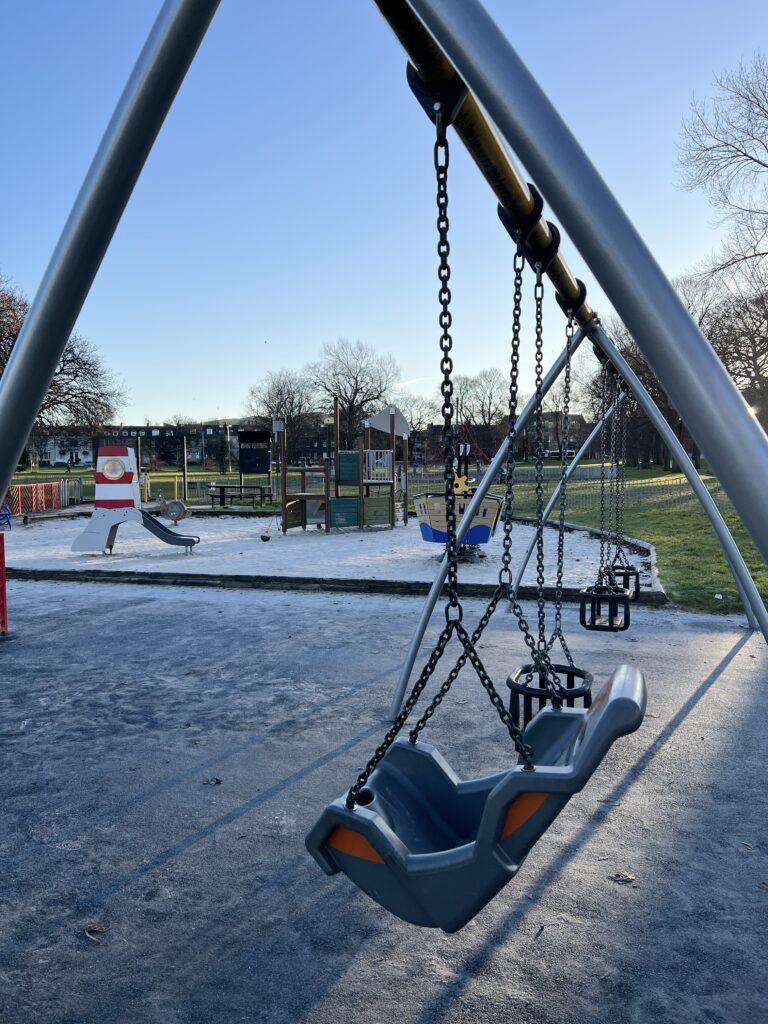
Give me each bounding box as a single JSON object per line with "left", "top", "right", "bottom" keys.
{"left": 491, "top": 480, "right": 767, "bottom": 615}
{"left": 560, "top": 506, "right": 767, "bottom": 615}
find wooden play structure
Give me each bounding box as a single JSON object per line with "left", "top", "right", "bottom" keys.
{"left": 279, "top": 400, "right": 409, "bottom": 534}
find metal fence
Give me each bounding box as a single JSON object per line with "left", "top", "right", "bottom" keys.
{"left": 409, "top": 469, "right": 735, "bottom": 517}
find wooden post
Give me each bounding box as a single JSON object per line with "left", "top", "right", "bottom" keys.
{"left": 402, "top": 436, "right": 409, "bottom": 526}
{"left": 389, "top": 409, "right": 396, "bottom": 528}
{"left": 358, "top": 435, "right": 365, "bottom": 530}
{"left": 324, "top": 460, "right": 331, "bottom": 533}
{"left": 333, "top": 396, "right": 340, "bottom": 498}
{"left": 182, "top": 436, "right": 189, "bottom": 501}
{"left": 280, "top": 429, "right": 288, "bottom": 534}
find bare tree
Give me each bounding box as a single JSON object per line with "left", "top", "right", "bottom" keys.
{"left": 466, "top": 368, "right": 507, "bottom": 429}
{"left": 709, "top": 259, "right": 768, "bottom": 428}
{"left": 394, "top": 390, "right": 439, "bottom": 434}
{"left": 679, "top": 52, "right": 768, "bottom": 273}
{"left": 394, "top": 390, "right": 440, "bottom": 459}
{"left": 308, "top": 339, "right": 399, "bottom": 449}
{"left": 432, "top": 368, "right": 508, "bottom": 461}
{"left": 1, "top": 277, "right": 124, "bottom": 431}
{"left": 244, "top": 368, "right": 320, "bottom": 461}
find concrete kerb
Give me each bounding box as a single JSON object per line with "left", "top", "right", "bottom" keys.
{"left": 4, "top": 566, "right": 668, "bottom": 604}
{"left": 511, "top": 515, "right": 665, "bottom": 600}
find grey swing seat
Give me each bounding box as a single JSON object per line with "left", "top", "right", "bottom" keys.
{"left": 306, "top": 664, "right": 646, "bottom": 933}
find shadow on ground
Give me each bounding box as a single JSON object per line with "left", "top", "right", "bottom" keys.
{"left": 0, "top": 581, "right": 765, "bottom": 1024}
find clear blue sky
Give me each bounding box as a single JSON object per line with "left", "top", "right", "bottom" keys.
{"left": 2, "top": 0, "right": 767, "bottom": 424}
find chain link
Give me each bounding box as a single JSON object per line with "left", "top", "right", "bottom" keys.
{"left": 346, "top": 619, "right": 456, "bottom": 806}
{"left": 596, "top": 362, "right": 609, "bottom": 583}
{"left": 607, "top": 372, "right": 620, "bottom": 566}
{"left": 547, "top": 311, "right": 575, "bottom": 667}
{"left": 434, "top": 108, "right": 462, "bottom": 620}
{"left": 533, "top": 265, "right": 548, "bottom": 655}
{"left": 499, "top": 236, "right": 526, "bottom": 588}
{"left": 344, "top": 107, "right": 540, "bottom": 806}
{"left": 614, "top": 391, "right": 629, "bottom": 562}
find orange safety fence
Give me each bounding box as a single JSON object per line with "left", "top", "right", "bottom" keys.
{"left": 4, "top": 482, "right": 63, "bottom": 516}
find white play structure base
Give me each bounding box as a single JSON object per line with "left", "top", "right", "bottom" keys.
{"left": 71, "top": 507, "right": 200, "bottom": 555}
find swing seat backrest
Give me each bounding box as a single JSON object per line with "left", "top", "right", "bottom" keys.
{"left": 306, "top": 665, "right": 646, "bottom": 932}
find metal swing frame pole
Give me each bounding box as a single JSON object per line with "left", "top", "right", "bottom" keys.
{"left": 388, "top": 330, "right": 585, "bottom": 720}
{"left": 593, "top": 324, "right": 767, "bottom": 637}
{"left": 0, "top": 0, "right": 220, "bottom": 500}
{"left": 405, "top": 0, "right": 768, "bottom": 566}
{"left": 509, "top": 393, "right": 625, "bottom": 598}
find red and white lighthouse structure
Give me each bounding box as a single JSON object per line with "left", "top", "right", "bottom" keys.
{"left": 72, "top": 447, "right": 199, "bottom": 555}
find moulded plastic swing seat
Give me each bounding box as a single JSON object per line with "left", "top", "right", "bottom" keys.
{"left": 306, "top": 665, "right": 646, "bottom": 932}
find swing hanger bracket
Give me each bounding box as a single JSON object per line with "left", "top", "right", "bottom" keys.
{"left": 524, "top": 220, "right": 561, "bottom": 275}
{"left": 555, "top": 278, "right": 588, "bottom": 317}
{"left": 591, "top": 343, "right": 622, "bottom": 382}
{"left": 406, "top": 63, "right": 467, "bottom": 129}
{"left": 496, "top": 183, "right": 543, "bottom": 247}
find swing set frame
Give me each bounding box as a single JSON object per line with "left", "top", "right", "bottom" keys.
{"left": 0, "top": 0, "right": 766, "bottom": 683}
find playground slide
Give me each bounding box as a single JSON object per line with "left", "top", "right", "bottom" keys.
{"left": 72, "top": 507, "right": 199, "bottom": 554}
{"left": 139, "top": 510, "right": 199, "bottom": 549}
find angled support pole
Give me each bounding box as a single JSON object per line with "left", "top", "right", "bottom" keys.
{"left": 593, "top": 324, "right": 767, "bottom": 640}
{"left": 0, "top": 0, "right": 220, "bottom": 499}
{"left": 405, "top": 0, "right": 768, "bottom": 565}
{"left": 387, "top": 330, "right": 585, "bottom": 721}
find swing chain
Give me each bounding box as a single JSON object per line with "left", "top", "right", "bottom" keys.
{"left": 615, "top": 391, "right": 629, "bottom": 560}
{"left": 533, "top": 265, "right": 547, "bottom": 653}
{"left": 547, "top": 310, "right": 575, "bottom": 665}
{"left": 608, "top": 372, "right": 620, "bottom": 565}
{"left": 413, "top": 107, "right": 535, "bottom": 755}
{"left": 596, "top": 362, "right": 609, "bottom": 583}
{"left": 499, "top": 234, "right": 526, "bottom": 589}
{"left": 408, "top": 591, "right": 535, "bottom": 768}
{"left": 522, "top": 265, "right": 563, "bottom": 707}
{"left": 434, "top": 105, "right": 461, "bottom": 621}
{"left": 346, "top": 619, "right": 457, "bottom": 807}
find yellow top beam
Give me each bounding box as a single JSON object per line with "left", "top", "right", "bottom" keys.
{"left": 374, "top": 0, "right": 594, "bottom": 324}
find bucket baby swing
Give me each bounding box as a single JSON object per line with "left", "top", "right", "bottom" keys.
{"left": 579, "top": 357, "right": 641, "bottom": 632}
{"left": 307, "top": 97, "right": 647, "bottom": 933}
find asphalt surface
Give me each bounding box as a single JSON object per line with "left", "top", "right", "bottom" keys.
{"left": 1, "top": 580, "right": 766, "bottom": 1024}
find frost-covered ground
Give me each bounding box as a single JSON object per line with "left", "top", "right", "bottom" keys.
{"left": 3, "top": 513, "right": 655, "bottom": 590}
{"left": 0, "top": 580, "right": 763, "bottom": 1024}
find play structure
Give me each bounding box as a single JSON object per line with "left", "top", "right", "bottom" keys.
{"left": 71, "top": 447, "right": 199, "bottom": 555}
{"left": 0, "top": 0, "right": 767, "bottom": 938}
{"left": 279, "top": 399, "right": 409, "bottom": 533}
{"left": 414, "top": 443, "right": 502, "bottom": 549}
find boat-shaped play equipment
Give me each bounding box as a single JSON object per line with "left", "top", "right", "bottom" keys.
{"left": 414, "top": 491, "right": 502, "bottom": 546}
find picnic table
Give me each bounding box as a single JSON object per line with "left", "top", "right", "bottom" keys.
{"left": 209, "top": 483, "right": 273, "bottom": 508}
